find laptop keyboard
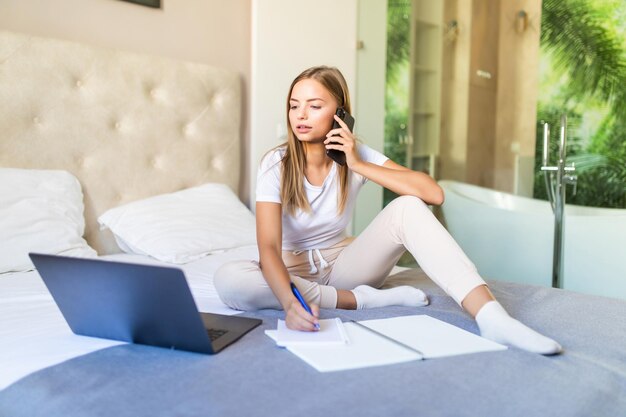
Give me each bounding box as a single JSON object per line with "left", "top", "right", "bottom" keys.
{"left": 207, "top": 328, "right": 229, "bottom": 341}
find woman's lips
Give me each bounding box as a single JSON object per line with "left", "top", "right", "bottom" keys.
{"left": 296, "top": 125, "right": 312, "bottom": 133}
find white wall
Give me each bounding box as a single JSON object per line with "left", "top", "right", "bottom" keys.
{"left": 250, "top": 0, "right": 358, "bottom": 207}
{"left": 353, "top": 0, "right": 387, "bottom": 234}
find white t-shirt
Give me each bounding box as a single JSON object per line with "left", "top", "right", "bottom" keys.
{"left": 256, "top": 144, "right": 389, "bottom": 250}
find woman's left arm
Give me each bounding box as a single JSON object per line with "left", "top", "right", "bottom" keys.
{"left": 325, "top": 114, "right": 444, "bottom": 206}
{"left": 351, "top": 159, "right": 444, "bottom": 206}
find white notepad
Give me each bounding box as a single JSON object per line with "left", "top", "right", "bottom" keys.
{"left": 267, "top": 318, "right": 349, "bottom": 347}
{"left": 266, "top": 315, "right": 507, "bottom": 372}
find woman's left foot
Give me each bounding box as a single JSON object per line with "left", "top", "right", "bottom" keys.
{"left": 475, "top": 301, "right": 562, "bottom": 355}
{"left": 351, "top": 285, "right": 429, "bottom": 309}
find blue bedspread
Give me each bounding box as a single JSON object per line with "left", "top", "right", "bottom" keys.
{"left": 1, "top": 270, "right": 625, "bottom": 417}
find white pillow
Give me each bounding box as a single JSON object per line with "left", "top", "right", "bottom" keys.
{"left": 98, "top": 183, "right": 256, "bottom": 264}
{"left": 0, "top": 168, "right": 97, "bottom": 273}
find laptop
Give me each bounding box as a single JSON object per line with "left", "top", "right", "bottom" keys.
{"left": 29, "top": 253, "right": 262, "bottom": 354}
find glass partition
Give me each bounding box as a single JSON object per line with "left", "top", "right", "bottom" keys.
{"left": 384, "top": 0, "right": 626, "bottom": 299}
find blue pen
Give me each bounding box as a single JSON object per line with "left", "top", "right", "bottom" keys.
{"left": 290, "top": 282, "right": 320, "bottom": 330}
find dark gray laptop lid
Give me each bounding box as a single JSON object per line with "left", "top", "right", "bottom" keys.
{"left": 30, "top": 253, "right": 218, "bottom": 354}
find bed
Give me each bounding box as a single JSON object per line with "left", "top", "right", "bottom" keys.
{"left": 1, "top": 30, "right": 625, "bottom": 417}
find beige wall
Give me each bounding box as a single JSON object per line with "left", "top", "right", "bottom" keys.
{"left": 439, "top": 0, "right": 471, "bottom": 183}
{"left": 0, "top": 0, "right": 252, "bottom": 198}
{"left": 494, "top": 0, "right": 542, "bottom": 196}
{"left": 439, "top": 0, "right": 541, "bottom": 194}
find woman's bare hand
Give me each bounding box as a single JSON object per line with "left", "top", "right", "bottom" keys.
{"left": 284, "top": 298, "right": 320, "bottom": 331}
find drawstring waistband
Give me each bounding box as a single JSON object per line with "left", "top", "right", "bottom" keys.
{"left": 292, "top": 249, "right": 329, "bottom": 274}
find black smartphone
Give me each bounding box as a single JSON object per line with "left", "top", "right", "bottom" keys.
{"left": 326, "top": 107, "right": 355, "bottom": 166}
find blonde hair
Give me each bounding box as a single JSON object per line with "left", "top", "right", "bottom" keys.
{"left": 280, "top": 66, "right": 351, "bottom": 216}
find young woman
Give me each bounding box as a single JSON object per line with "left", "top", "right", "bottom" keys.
{"left": 215, "top": 66, "right": 561, "bottom": 355}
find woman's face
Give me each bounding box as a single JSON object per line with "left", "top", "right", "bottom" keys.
{"left": 288, "top": 78, "right": 338, "bottom": 143}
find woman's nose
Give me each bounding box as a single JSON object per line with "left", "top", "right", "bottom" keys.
{"left": 297, "top": 108, "right": 307, "bottom": 119}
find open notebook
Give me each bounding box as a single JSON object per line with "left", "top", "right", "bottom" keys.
{"left": 266, "top": 315, "right": 507, "bottom": 372}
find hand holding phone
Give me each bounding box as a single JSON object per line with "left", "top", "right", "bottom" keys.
{"left": 326, "top": 107, "right": 355, "bottom": 166}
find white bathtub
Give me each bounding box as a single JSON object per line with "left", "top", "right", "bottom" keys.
{"left": 439, "top": 180, "right": 626, "bottom": 300}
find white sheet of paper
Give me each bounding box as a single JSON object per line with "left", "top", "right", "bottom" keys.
{"left": 266, "top": 322, "right": 421, "bottom": 372}
{"left": 266, "top": 315, "right": 506, "bottom": 372}
{"left": 361, "top": 315, "right": 507, "bottom": 359}
{"left": 268, "top": 318, "right": 349, "bottom": 346}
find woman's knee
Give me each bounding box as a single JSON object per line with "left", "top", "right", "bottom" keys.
{"left": 213, "top": 260, "right": 260, "bottom": 307}
{"left": 213, "top": 260, "right": 280, "bottom": 311}
{"left": 388, "top": 195, "right": 429, "bottom": 212}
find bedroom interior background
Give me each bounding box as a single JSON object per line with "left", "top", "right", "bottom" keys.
{"left": 2, "top": 4, "right": 626, "bottom": 415}
{"left": 0, "top": 0, "right": 387, "bottom": 234}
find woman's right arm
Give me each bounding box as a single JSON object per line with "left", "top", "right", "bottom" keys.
{"left": 255, "top": 201, "right": 319, "bottom": 331}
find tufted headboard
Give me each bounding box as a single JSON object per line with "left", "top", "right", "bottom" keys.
{"left": 0, "top": 30, "right": 242, "bottom": 254}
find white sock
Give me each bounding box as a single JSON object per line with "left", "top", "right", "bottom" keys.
{"left": 351, "top": 285, "right": 429, "bottom": 309}
{"left": 475, "top": 301, "right": 562, "bottom": 355}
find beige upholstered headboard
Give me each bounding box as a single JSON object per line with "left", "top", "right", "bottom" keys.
{"left": 0, "top": 30, "right": 242, "bottom": 254}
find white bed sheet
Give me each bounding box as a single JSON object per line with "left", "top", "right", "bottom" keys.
{"left": 0, "top": 245, "right": 259, "bottom": 390}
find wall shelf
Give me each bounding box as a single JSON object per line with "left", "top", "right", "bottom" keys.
{"left": 413, "top": 65, "right": 437, "bottom": 73}
{"left": 407, "top": 0, "right": 443, "bottom": 175}
{"left": 415, "top": 18, "right": 440, "bottom": 28}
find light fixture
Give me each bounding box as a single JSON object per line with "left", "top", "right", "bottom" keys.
{"left": 444, "top": 20, "right": 459, "bottom": 43}
{"left": 516, "top": 10, "right": 529, "bottom": 33}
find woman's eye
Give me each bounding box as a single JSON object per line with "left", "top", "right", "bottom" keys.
{"left": 311, "top": 105, "right": 321, "bottom": 110}
{"left": 289, "top": 105, "right": 298, "bottom": 110}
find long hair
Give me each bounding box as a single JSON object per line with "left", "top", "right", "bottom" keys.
{"left": 280, "top": 66, "right": 351, "bottom": 216}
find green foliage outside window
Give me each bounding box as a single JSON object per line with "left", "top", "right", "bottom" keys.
{"left": 536, "top": 0, "right": 626, "bottom": 208}
{"left": 383, "top": 0, "right": 411, "bottom": 207}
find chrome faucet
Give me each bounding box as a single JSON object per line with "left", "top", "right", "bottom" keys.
{"left": 541, "top": 115, "right": 577, "bottom": 289}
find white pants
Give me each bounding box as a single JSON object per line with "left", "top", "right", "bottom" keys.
{"left": 214, "top": 196, "right": 486, "bottom": 310}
